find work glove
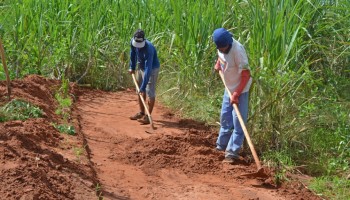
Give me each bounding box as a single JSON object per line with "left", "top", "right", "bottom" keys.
{"left": 230, "top": 92, "right": 240, "bottom": 104}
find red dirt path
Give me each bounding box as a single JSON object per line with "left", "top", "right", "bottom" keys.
{"left": 0, "top": 75, "right": 323, "bottom": 200}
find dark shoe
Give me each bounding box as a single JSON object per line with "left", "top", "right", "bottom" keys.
{"left": 216, "top": 146, "right": 225, "bottom": 152}
{"left": 138, "top": 115, "right": 150, "bottom": 124}
{"left": 222, "top": 157, "right": 238, "bottom": 164}
{"left": 130, "top": 112, "right": 144, "bottom": 120}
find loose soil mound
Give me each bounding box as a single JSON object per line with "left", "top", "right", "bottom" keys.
{"left": 0, "top": 75, "right": 96, "bottom": 199}
{"left": 0, "top": 75, "right": 322, "bottom": 200}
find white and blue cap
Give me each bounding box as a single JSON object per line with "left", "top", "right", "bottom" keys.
{"left": 132, "top": 29, "right": 146, "bottom": 48}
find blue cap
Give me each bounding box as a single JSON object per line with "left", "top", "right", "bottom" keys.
{"left": 212, "top": 28, "right": 233, "bottom": 49}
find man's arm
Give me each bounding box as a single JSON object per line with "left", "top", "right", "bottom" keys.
{"left": 231, "top": 69, "right": 250, "bottom": 104}
{"left": 139, "top": 47, "right": 154, "bottom": 92}
{"left": 231, "top": 47, "right": 250, "bottom": 104}
{"left": 129, "top": 46, "right": 137, "bottom": 73}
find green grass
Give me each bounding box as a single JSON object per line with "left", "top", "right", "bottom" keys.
{"left": 52, "top": 123, "right": 76, "bottom": 136}
{"left": 73, "top": 145, "right": 85, "bottom": 162}
{"left": 55, "top": 92, "right": 72, "bottom": 121}
{"left": 53, "top": 75, "right": 75, "bottom": 135}
{"left": 309, "top": 176, "right": 350, "bottom": 200}
{"left": 0, "top": 99, "right": 43, "bottom": 122}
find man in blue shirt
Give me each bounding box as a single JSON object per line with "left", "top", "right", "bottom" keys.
{"left": 129, "top": 29, "right": 160, "bottom": 124}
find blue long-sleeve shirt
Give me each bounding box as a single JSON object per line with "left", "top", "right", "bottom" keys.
{"left": 129, "top": 40, "right": 160, "bottom": 92}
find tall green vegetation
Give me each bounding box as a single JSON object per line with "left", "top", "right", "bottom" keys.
{"left": 0, "top": 0, "right": 349, "bottom": 198}
{"left": 243, "top": 0, "right": 350, "bottom": 171}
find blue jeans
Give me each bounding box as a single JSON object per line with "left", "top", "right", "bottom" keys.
{"left": 216, "top": 90, "right": 249, "bottom": 159}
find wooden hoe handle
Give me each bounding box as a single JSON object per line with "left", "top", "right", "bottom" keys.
{"left": 131, "top": 73, "right": 155, "bottom": 129}
{"left": 218, "top": 71, "right": 261, "bottom": 169}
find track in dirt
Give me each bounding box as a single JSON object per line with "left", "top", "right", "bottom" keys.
{"left": 77, "top": 89, "right": 320, "bottom": 200}
{"left": 0, "top": 75, "right": 322, "bottom": 200}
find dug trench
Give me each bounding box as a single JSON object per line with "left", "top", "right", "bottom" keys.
{"left": 0, "top": 75, "right": 322, "bottom": 200}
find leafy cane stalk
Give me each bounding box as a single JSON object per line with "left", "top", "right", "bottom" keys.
{"left": 0, "top": 37, "right": 11, "bottom": 100}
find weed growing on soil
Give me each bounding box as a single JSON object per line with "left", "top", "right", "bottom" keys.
{"left": 55, "top": 93, "right": 71, "bottom": 120}
{"left": 55, "top": 76, "right": 71, "bottom": 121}
{"left": 95, "top": 183, "right": 103, "bottom": 199}
{"left": 73, "top": 146, "right": 85, "bottom": 162}
{"left": 53, "top": 75, "right": 76, "bottom": 135}
{"left": 309, "top": 176, "right": 350, "bottom": 200}
{"left": 52, "top": 123, "right": 76, "bottom": 135}
{"left": 263, "top": 150, "right": 295, "bottom": 185}
{"left": 0, "top": 99, "right": 42, "bottom": 122}
{"left": 0, "top": 110, "right": 6, "bottom": 121}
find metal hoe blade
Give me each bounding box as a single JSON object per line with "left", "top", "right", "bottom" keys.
{"left": 240, "top": 167, "right": 269, "bottom": 179}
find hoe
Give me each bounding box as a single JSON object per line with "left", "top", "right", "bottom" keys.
{"left": 131, "top": 73, "right": 155, "bottom": 130}
{"left": 219, "top": 70, "right": 268, "bottom": 178}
